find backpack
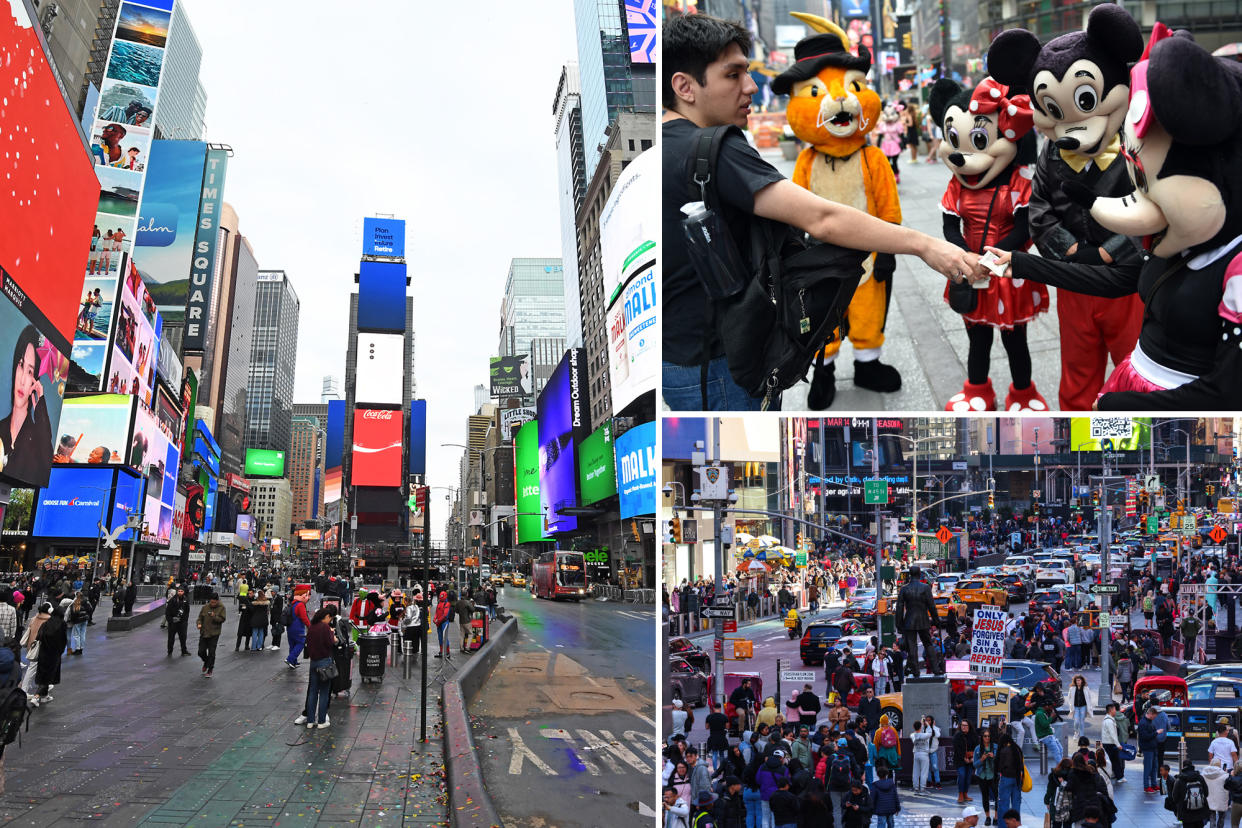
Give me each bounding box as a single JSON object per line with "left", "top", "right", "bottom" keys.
{"left": 879, "top": 728, "right": 898, "bottom": 748}
{"left": 280, "top": 604, "right": 293, "bottom": 628}
{"left": 0, "top": 681, "right": 29, "bottom": 753}
{"left": 682, "top": 125, "right": 867, "bottom": 408}
{"left": 1184, "top": 778, "right": 1207, "bottom": 813}
{"left": 829, "top": 753, "right": 853, "bottom": 789}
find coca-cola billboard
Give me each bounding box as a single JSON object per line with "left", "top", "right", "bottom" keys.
{"left": 352, "top": 407, "right": 402, "bottom": 487}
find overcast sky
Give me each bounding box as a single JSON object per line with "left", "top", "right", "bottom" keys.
{"left": 182, "top": 1, "right": 577, "bottom": 538}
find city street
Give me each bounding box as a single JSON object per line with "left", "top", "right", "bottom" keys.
{"left": 762, "top": 145, "right": 1072, "bottom": 412}
{"left": 0, "top": 597, "right": 448, "bottom": 827}
{"left": 679, "top": 598, "right": 1179, "bottom": 827}
{"left": 472, "top": 586, "right": 656, "bottom": 827}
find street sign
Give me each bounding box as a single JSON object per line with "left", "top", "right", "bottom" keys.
{"left": 917, "top": 535, "right": 946, "bottom": 560}
{"left": 936, "top": 525, "right": 953, "bottom": 544}
{"left": 780, "top": 670, "right": 817, "bottom": 684}
{"left": 714, "top": 596, "right": 734, "bottom": 607}
{"left": 1210, "top": 525, "right": 1228, "bottom": 544}
{"left": 723, "top": 620, "right": 737, "bottom": 633}
{"left": 795, "top": 551, "right": 808, "bottom": 567}
{"left": 1033, "top": 489, "right": 1041, "bottom": 499}
{"left": 1099, "top": 612, "right": 1111, "bottom": 628}
{"left": 1091, "top": 584, "right": 1120, "bottom": 595}
{"left": 1144, "top": 475, "right": 1161, "bottom": 493}
{"left": 1146, "top": 515, "right": 1158, "bottom": 534}
{"left": 864, "top": 479, "right": 890, "bottom": 505}
{"left": 1184, "top": 515, "right": 1198, "bottom": 534}
{"left": 952, "top": 461, "right": 967, "bottom": 471}
{"left": 701, "top": 607, "right": 735, "bottom": 618}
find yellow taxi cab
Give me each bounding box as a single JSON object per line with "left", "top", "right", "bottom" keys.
{"left": 952, "top": 577, "right": 1009, "bottom": 610}
{"left": 511, "top": 573, "right": 527, "bottom": 587}
{"left": 490, "top": 573, "right": 506, "bottom": 585}
{"left": 933, "top": 593, "right": 968, "bottom": 622}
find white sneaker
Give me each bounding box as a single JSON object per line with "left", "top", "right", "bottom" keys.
{"left": 306, "top": 722, "right": 315, "bottom": 729}
{"left": 41, "top": 695, "right": 53, "bottom": 703}
{"left": 294, "top": 715, "right": 308, "bottom": 725}
{"left": 269, "top": 645, "right": 278, "bottom": 651}
{"left": 28, "top": 697, "right": 38, "bottom": 708}
{"left": 317, "top": 717, "right": 330, "bottom": 729}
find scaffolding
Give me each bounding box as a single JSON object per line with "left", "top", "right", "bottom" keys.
{"left": 1175, "top": 581, "right": 1242, "bottom": 662}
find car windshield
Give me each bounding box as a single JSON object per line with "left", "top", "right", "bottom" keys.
{"left": 810, "top": 627, "right": 842, "bottom": 640}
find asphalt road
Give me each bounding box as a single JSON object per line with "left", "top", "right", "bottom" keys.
{"left": 472, "top": 587, "right": 656, "bottom": 827}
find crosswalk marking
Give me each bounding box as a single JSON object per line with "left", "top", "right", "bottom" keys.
{"left": 623, "top": 730, "right": 657, "bottom": 761}
{"left": 616, "top": 610, "right": 653, "bottom": 621}
{"left": 578, "top": 729, "right": 649, "bottom": 773}
{"left": 508, "top": 727, "right": 558, "bottom": 776}
{"left": 541, "top": 728, "right": 600, "bottom": 775}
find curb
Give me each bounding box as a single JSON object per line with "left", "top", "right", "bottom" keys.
{"left": 442, "top": 616, "right": 519, "bottom": 828}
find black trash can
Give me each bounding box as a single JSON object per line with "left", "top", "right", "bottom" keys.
{"left": 358, "top": 633, "right": 388, "bottom": 683}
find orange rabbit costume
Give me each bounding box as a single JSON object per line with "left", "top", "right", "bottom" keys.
{"left": 773, "top": 14, "right": 903, "bottom": 409}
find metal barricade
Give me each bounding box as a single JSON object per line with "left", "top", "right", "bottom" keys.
{"left": 389, "top": 632, "right": 402, "bottom": 667}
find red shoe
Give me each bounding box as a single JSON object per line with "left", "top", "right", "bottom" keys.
{"left": 1004, "top": 382, "right": 1049, "bottom": 412}
{"left": 945, "top": 379, "right": 996, "bottom": 412}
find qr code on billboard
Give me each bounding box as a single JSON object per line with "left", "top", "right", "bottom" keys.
{"left": 1091, "top": 417, "right": 1133, "bottom": 440}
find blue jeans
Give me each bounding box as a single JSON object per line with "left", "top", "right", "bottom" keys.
{"left": 1073, "top": 706, "right": 1087, "bottom": 736}
{"left": 957, "top": 763, "right": 974, "bottom": 795}
{"left": 759, "top": 799, "right": 774, "bottom": 828}
{"left": 286, "top": 629, "right": 306, "bottom": 666}
{"left": 250, "top": 627, "right": 266, "bottom": 650}
{"left": 929, "top": 749, "right": 941, "bottom": 784}
{"left": 743, "top": 787, "right": 762, "bottom": 828}
{"left": 1041, "top": 733, "right": 1063, "bottom": 765}
{"left": 711, "top": 749, "right": 727, "bottom": 772}
{"left": 662, "top": 357, "right": 769, "bottom": 411}
{"left": 998, "top": 775, "right": 1021, "bottom": 815}
{"left": 305, "top": 657, "right": 333, "bottom": 724}
{"left": 1144, "top": 748, "right": 1159, "bottom": 788}
{"left": 69, "top": 621, "right": 86, "bottom": 651}
{"left": 874, "top": 817, "right": 894, "bottom": 828}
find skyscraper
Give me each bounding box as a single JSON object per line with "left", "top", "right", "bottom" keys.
{"left": 573, "top": 0, "right": 653, "bottom": 171}
{"left": 289, "top": 416, "right": 322, "bottom": 526}
{"left": 554, "top": 63, "right": 587, "bottom": 350}
{"left": 247, "top": 271, "right": 301, "bottom": 457}
{"left": 321, "top": 376, "right": 341, "bottom": 402}
{"left": 152, "top": 1, "right": 207, "bottom": 140}
{"left": 497, "top": 258, "right": 566, "bottom": 359}
{"left": 217, "top": 233, "right": 258, "bottom": 474}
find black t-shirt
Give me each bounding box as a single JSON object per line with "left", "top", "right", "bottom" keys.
{"left": 662, "top": 117, "right": 785, "bottom": 366}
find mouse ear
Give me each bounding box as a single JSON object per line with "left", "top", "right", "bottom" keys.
{"left": 929, "top": 78, "right": 961, "bottom": 126}
{"left": 986, "top": 29, "right": 1041, "bottom": 95}
{"left": 1085, "top": 3, "right": 1143, "bottom": 65}
{"left": 1150, "top": 36, "right": 1242, "bottom": 145}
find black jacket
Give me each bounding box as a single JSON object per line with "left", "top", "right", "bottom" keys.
{"left": 857, "top": 697, "right": 881, "bottom": 732}
{"left": 713, "top": 790, "right": 746, "bottom": 828}
{"left": 895, "top": 580, "right": 934, "bottom": 631}
{"left": 164, "top": 595, "right": 189, "bottom": 625}
{"left": 1028, "top": 140, "right": 1142, "bottom": 266}
{"left": 1170, "top": 768, "right": 1212, "bottom": 823}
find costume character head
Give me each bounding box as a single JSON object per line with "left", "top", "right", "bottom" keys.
{"left": 988, "top": 3, "right": 1142, "bottom": 159}
{"left": 928, "top": 77, "right": 1035, "bottom": 190}
{"left": 772, "top": 13, "right": 881, "bottom": 157}
{"left": 1064, "top": 26, "right": 1242, "bottom": 258}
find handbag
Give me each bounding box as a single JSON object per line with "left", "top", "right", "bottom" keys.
{"left": 1120, "top": 743, "right": 1138, "bottom": 761}
{"left": 315, "top": 661, "right": 339, "bottom": 682}
{"left": 947, "top": 184, "right": 1003, "bottom": 315}
{"left": 1021, "top": 761, "right": 1033, "bottom": 793}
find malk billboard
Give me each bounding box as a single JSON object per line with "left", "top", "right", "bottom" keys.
{"left": 53, "top": 394, "right": 135, "bottom": 466}
{"left": 616, "top": 421, "right": 656, "bottom": 519}
{"left": 357, "top": 261, "right": 407, "bottom": 332}
{"left": 513, "top": 419, "right": 551, "bottom": 544}
{"left": 351, "top": 408, "right": 401, "bottom": 487}
{"left": 536, "top": 348, "right": 589, "bottom": 534}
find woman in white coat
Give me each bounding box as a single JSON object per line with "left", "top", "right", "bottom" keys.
{"left": 1204, "top": 758, "right": 1231, "bottom": 828}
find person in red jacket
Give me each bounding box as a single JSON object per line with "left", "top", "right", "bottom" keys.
{"left": 285, "top": 586, "right": 312, "bottom": 668}
{"left": 433, "top": 591, "right": 452, "bottom": 659}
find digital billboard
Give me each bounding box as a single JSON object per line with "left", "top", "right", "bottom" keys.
{"left": 536, "top": 349, "right": 589, "bottom": 534}
{"left": 351, "top": 408, "right": 401, "bottom": 487}
{"left": 616, "top": 421, "right": 656, "bottom": 519}
{"left": 1069, "top": 417, "right": 1151, "bottom": 452}
{"left": 357, "top": 260, "right": 407, "bottom": 332}
{"left": 32, "top": 466, "right": 135, "bottom": 540}
{"left": 2, "top": 0, "right": 101, "bottom": 348}
{"left": 244, "top": 448, "right": 286, "bottom": 478}
{"left": 408, "top": 399, "right": 426, "bottom": 475}
{"left": 490, "top": 355, "right": 532, "bottom": 398}
{"left": 324, "top": 399, "right": 345, "bottom": 523}
{"left": 354, "top": 332, "right": 404, "bottom": 406}
{"left": 111, "top": 469, "right": 145, "bottom": 543}
{"left": 603, "top": 149, "right": 657, "bottom": 412}
{"left": 514, "top": 419, "right": 551, "bottom": 543}
{"left": 625, "top": 0, "right": 656, "bottom": 63}
{"left": 362, "top": 217, "right": 406, "bottom": 258}
{"left": 132, "top": 139, "right": 207, "bottom": 315}
{"left": 501, "top": 406, "right": 535, "bottom": 442}
{"left": 53, "top": 394, "right": 134, "bottom": 466}
{"left": 578, "top": 422, "right": 617, "bottom": 505}
{"left": 235, "top": 514, "right": 255, "bottom": 544}
{"left": 107, "top": 257, "right": 161, "bottom": 409}
{"left": 131, "top": 403, "right": 178, "bottom": 544}
{"left": 182, "top": 148, "right": 228, "bottom": 351}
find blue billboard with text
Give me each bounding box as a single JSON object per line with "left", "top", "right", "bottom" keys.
{"left": 362, "top": 217, "right": 405, "bottom": 258}
{"left": 616, "top": 421, "right": 656, "bottom": 519}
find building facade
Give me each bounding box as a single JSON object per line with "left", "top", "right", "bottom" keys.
{"left": 248, "top": 478, "right": 293, "bottom": 546}
{"left": 497, "top": 258, "right": 567, "bottom": 359}
{"left": 554, "top": 62, "right": 587, "bottom": 350}
{"left": 289, "top": 416, "right": 322, "bottom": 526}
{"left": 247, "top": 270, "right": 301, "bottom": 458}
{"left": 216, "top": 233, "right": 258, "bottom": 475}
{"left": 151, "top": 1, "right": 206, "bottom": 140}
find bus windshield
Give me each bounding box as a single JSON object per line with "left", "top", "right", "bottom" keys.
{"left": 557, "top": 553, "right": 586, "bottom": 586}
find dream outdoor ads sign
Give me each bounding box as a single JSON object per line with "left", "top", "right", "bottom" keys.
{"left": 536, "top": 349, "right": 589, "bottom": 534}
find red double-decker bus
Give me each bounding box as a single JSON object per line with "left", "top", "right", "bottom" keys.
{"left": 531, "top": 550, "right": 588, "bottom": 600}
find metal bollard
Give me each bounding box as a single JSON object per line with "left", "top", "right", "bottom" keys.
{"left": 1040, "top": 740, "right": 1048, "bottom": 774}
{"left": 402, "top": 641, "right": 415, "bottom": 680}
{"left": 1180, "top": 737, "right": 1188, "bottom": 769}
{"left": 389, "top": 633, "right": 401, "bottom": 667}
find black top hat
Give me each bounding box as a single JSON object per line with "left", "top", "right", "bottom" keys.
{"left": 772, "top": 33, "right": 871, "bottom": 95}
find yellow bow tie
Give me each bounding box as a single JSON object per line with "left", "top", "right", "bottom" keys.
{"left": 1059, "top": 135, "right": 1121, "bottom": 174}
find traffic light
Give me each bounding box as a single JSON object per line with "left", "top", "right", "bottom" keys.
{"left": 670, "top": 514, "right": 683, "bottom": 543}
{"left": 1207, "top": 484, "right": 1216, "bottom": 496}
{"left": 1092, "top": 489, "right": 1100, "bottom": 507}
{"left": 988, "top": 492, "right": 995, "bottom": 510}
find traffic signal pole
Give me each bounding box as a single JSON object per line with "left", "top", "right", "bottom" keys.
{"left": 711, "top": 417, "right": 725, "bottom": 713}
{"left": 872, "top": 419, "right": 883, "bottom": 647}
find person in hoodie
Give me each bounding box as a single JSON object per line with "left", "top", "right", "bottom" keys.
{"left": 840, "top": 777, "right": 873, "bottom": 828}
{"left": 873, "top": 715, "right": 900, "bottom": 772}
{"left": 1169, "top": 760, "right": 1212, "bottom": 828}
{"left": 1044, "top": 758, "right": 1073, "bottom": 828}
{"left": 713, "top": 776, "right": 747, "bottom": 828}
{"left": 1203, "top": 759, "right": 1230, "bottom": 828}
{"left": 1066, "top": 753, "right": 1106, "bottom": 828}
{"left": 768, "top": 776, "right": 800, "bottom": 828}
{"left": 663, "top": 785, "right": 690, "bottom": 828}
{"left": 869, "top": 764, "right": 900, "bottom": 828}
{"left": 757, "top": 750, "right": 791, "bottom": 828}
{"left": 756, "top": 697, "right": 780, "bottom": 729}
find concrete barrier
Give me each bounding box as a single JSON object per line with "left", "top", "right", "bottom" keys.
{"left": 442, "top": 615, "right": 519, "bottom": 828}
{"left": 105, "top": 598, "right": 166, "bottom": 632}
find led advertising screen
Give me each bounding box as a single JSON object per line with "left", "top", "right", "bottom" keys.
{"left": 603, "top": 149, "right": 657, "bottom": 412}
{"left": 625, "top": 0, "right": 656, "bottom": 63}
{"left": 32, "top": 466, "right": 134, "bottom": 540}
{"left": 351, "top": 408, "right": 402, "bottom": 487}
{"left": 357, "top": 261, "right": 407, "bottom": 332}
{"left": 244, "top": 448, "right": 286, "bottom": 478}
{"left": 408, "top": 399, "right": 426, "bottom": 475}
{"left": 111, "top": 469, "right": 145, "bottom": 543}
{"left": 536, "top": 349, "right": 589, "bottom": 534}
{"left": 354, "top": 332, "right": 404, "bottom": 406}
{"left": 235, "top": 514, "right": 254, "bottom": 544}
{"left": 106, "top": 257, "right": 161, "bottom": 409}
{"left": 578, "top": 422, "right": 617, "bottom": 505}
{"left": 53, "top": 394, "right": 134, "bottom": 466}
{"left": 514, "top": 419, "right": 551, "bottom": 543}
{"left": 132, "top": 139, "right": 207, "bottom": 315}
{"left": 2, "top": 1, "right": 100, "bottom": 348}
{"left": 490, "top": 355, "right": 532, "bottom": 398}
{"left": 324, "top": 399, "right": 344, "bottom": 523}
{"left": 1069, "top": 417, "right": 1151, "bottom": 452}
{"left": 616, "top": 421, "right": 656, "bottom": 519}
{"left": 131, "top": 403, "right": 178, "bottom": 544}
{"left": 362, "top": 217, "right": 406, "bottom": 258}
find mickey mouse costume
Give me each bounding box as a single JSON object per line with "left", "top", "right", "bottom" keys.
{"left": 997, "top": 24, "right": 1242, "bottom": 410}
{"left": 930, "top": 77, "right": 1050, "bottom": 412}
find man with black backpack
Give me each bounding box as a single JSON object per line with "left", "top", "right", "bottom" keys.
{"left": 1168, "top": 760, "right": 1212, "bottom": 828}
{"left": 661, "top": 13, "right": 984, "bottom": 411}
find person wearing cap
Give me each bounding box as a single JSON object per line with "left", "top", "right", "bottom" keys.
{"left": 956, "top": 805, "right": 981, "bottom": 828}
{"left": 164, "top": 586, "right": 191, "bottom": 657}
{"left": 285, "top": 586, "right": 311, "bottom": 669}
